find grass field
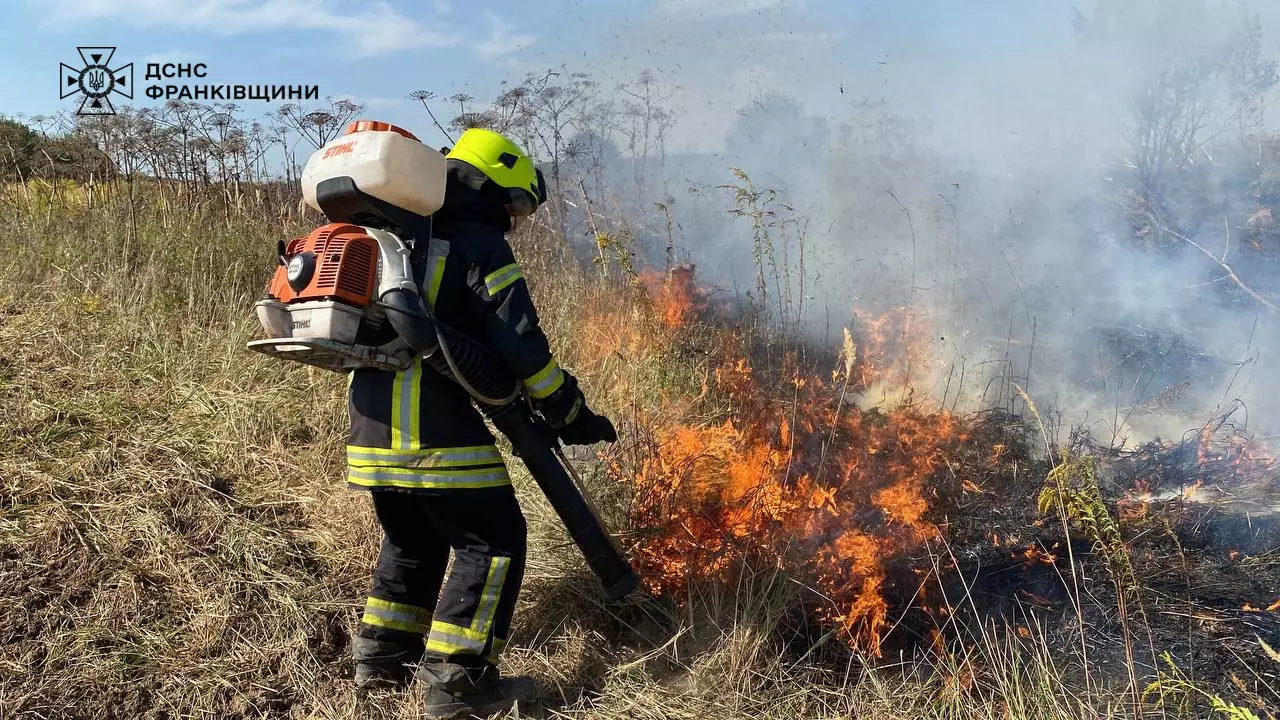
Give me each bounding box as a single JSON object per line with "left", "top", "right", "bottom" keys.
{"left": 1, "top": 182, "right": 1275, "bottom": 719}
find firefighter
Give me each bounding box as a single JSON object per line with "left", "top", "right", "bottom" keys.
{"left": 346, "top": 128, "right": 617, "bottom": 716}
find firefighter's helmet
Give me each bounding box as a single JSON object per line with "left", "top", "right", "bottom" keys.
{"left": 446, "top": 128, "right": 547, "bottom": 217}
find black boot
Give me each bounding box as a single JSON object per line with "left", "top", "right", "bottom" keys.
{"left": 352, "top": 634, "right": 424, "bottom": 689}
{"left": 417, "top": 661, "right": 534, "bottom": 719}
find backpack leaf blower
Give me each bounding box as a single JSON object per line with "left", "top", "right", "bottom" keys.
{"left": 247, "top": 120, "right": 638, "bottom": 601}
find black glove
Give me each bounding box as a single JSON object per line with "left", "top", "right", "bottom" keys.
{"left": 535, "top": 371, "right": 618, "bottom": 446}
{"left": 559, "top": 408, "right": 617, "bottom": 446}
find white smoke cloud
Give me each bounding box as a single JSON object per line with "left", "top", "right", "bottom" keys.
{"left": 538, "top": 0, "right": 1280, "bottom": 446}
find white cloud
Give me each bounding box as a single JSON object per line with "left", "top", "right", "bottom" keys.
{"left": 433, "top": 0, "right": 452, "bottom": 15}
{"left": 40, "top": 0, "right": 459, "bottom": 57}
{"left": 474, "top": 10, "right": 537, "bottom": 60}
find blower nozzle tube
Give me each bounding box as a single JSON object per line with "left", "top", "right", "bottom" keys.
{"left": 380, "top": 288, "right": 440, "bottom": 356}
{"left": 487, "top": 403, "right": 639, "bottom": 601}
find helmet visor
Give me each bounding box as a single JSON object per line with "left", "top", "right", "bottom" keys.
{"left": 504, "top": 168, "right": 547, "bottom": 218}
{"left": 504, "top": 188, "right": 538, "bottom": 218}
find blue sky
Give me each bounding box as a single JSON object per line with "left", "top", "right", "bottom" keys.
{"left": 4, "top": 1, "right": 1280, "bottom": 153}
{"left": 0, "top": 0, "right": 1086, "bottom": 150}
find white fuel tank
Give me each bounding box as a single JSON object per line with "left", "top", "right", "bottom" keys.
{"left": 301, "top": 121, "right": 446, "bottom": 218}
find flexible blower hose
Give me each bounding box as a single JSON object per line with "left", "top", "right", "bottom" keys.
{"left": 379, "top": 288, "right": 639, "bottom": 601}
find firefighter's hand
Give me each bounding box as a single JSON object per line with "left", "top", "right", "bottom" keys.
{"left": 558, "top": 408, "right": 617, "bottom": 446}
{"left": 535, "top": 372, "right": 618, "bottom": 445}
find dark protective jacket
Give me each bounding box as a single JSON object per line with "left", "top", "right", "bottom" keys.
{"left": 344, "top": 175, "right": 566, "bottom": 492}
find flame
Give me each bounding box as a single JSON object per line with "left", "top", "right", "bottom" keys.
{"left": 614, "top": 275, "right": 1012, "bottom": 655}
{"left": 847, "top": 307, "right": 939, "bottom": 409}
{"left": 1267, "top": 598, "right": 1280, "bottom": 613}
{"left": 1181, "top": 479, "right": 1204, "bottom": 501}
{"left": 1194, "top": 424, "right": 1278, "bottom": 481}
{"left": 1020, "top": 544, "right": 1058, "bottom": 566}
{"left": 587, "top": 260, "right": 1280, "bottom": 662}
{"left": 641, "top": 265, "right": 706, "bottom": 329}
{"left": 1116, "top": 490, "right": 1150, "bottom": 521}
{"left": 1121, "top": 424, "right": 1275, "bottom": 517}
{"left": 930, "top": 627, "right": 946, "bottom": 656}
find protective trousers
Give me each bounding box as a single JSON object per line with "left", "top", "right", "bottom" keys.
{"left": 358, "top": 488, "right": 527, "bottom": 670}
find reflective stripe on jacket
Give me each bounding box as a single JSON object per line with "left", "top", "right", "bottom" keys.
{"left": 346, "top": 220, "right": 563, "bottom": 491}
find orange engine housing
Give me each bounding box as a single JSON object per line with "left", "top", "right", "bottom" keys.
{"left": 268, "top": 223, "right": 379, "bottom": 307}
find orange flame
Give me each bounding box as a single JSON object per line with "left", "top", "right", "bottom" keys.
{"left": 1020, "top": 544, "right": 1058, "bottom": 566}
{"left": 1181, "top": 479, "right": 1204, "bottom": 501}
{"left": 642, "top": 265, "right": 706, "bottom": 329}
{"left": 846, "top": 307, "right": 938, "bottom": 405}
{"left": 615, "top": 279, "right": 1002, "bottom": 655}
{"left": 1194, "top": 425, "right": 1278, "bottom": 481}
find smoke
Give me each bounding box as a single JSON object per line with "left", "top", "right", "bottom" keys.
{"left": 538, "top": 0, "right": 1280, "bottom": 447}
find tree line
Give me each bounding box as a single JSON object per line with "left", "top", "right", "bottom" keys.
{"left": 0, "top": 68, "right": 674, "bottom": 227}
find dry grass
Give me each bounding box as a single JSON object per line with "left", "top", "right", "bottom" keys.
{"left": 0, "top": 186, "right": 1256, "bottom": 719}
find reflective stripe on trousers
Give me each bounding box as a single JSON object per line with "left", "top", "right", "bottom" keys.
{"left": 361, "top": 597, "right": 432, "bottom": 634}
{"left": 425, "top": 556, "right": 511, "bottom": 656}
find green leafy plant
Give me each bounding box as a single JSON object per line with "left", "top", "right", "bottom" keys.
{"left": 1037, "top": 452, "right": 1137, "bottom": 603}
{"left": 1143, "top": 652, "right": 1262, "bottom": 720}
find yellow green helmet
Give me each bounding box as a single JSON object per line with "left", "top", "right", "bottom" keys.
{"left": 446, "top": 128, "right": 547, "bottom": 217}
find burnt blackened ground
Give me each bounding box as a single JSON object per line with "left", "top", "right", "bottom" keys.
{"left": 878, "top": 410, "right": 1280, "bottom": 700}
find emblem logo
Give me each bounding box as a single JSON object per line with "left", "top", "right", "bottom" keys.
{"left": 60, "top": 47, "right": 133, "bottom": 116}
